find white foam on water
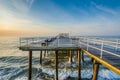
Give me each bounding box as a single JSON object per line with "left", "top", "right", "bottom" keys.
{"left": 42, "top": 68, "right": 55, "bottom": 76}
{"left": 99, "top": 69, "right": 120, "bottom": 79}
{"left": 82, "top": 69, "right": 93, "bottom": 79}
{"left": 69, "top": 71, "right": 78, "bottom": 77}
{"left": 33, "top": 78, "right": 44, "bottom": 80}
{"left": 14, "top": 77, "right": 27, "bottom": 80}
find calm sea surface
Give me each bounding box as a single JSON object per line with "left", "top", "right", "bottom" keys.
{"left": 0, "top": 37, "right": 120, "bottom": 80}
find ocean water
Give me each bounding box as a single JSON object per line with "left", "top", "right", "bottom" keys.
{"left": 0, "top": 37, "right": 120, "bottom": 80}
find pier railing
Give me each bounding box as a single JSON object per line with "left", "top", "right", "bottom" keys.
{"left": 79, "top": 38, "right": 120, "bottom": 58}
{"left": 19, "top": 37, "right": 78, "bottom": 48}
{"left": 20, "top": 37, "right": 49, "bottom": 47}
{"left": 20, "top": 37, "right": 120, "bottom": 58}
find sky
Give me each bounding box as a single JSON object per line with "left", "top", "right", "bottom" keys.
{"left": 0, "top": 0, "right": 120, "bottom": 36}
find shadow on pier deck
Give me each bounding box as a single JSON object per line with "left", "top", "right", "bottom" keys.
{"left": 19, "top": 33, "right": 120, "bottom": 80}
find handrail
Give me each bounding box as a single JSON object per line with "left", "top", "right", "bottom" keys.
{"left": 80, "top": 41, "right": 120, "bottom": 58}
{"left": 81, "top": 38, "right": 120, "bottom": 44}
{"left": 20, "top": 37, "right": 120, "bottom": 58}
{"left": 79, "top": 38, "right": 120, "bottom": 58}
{"left": 19, "top": 37, "right": 48, "bottom": 47}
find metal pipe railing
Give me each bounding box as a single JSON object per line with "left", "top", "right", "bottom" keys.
{"left": 20, "top": 37, "right": 120, "bottom": 59}
{"left": 20, "top": 37, "right": 48, "bottom": 47}
{"left": 79, "top": 37, "right": 120, "bottom": 58}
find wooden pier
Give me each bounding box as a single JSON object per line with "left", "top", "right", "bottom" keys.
{"left": 19, "top": 33, "right": 120, "bottom": 80}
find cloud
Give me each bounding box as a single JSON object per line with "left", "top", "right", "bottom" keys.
{"left": 0, "top": 0, "right": 120, "bottom": 36}
{"left": 96, "top": 6, "right": 117, "bottom": 15}
{"left": 0, "top": 0, "right": 55, "bottom": 36}
{"left": 0, "top": 0, "right": 34, "bottom": 24}
{"left": 11, "top": 0, "right": 35, "bottom": 13}
{"left": 29, "top": 0, "right": 35, "bottom": 7}
{"left": 91, "top": 1, "right": 118, "bottom": 15}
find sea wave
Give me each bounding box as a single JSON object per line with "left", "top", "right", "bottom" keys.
{"left": 0, "top": 56, "right": 119, "bottom": 80}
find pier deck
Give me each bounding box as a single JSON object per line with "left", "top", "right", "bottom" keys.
{"left": 20, "top": 37, "right": 80, "bottom": 51}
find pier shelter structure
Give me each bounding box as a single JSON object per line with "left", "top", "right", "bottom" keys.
{"left": 19, "top": 33, "right": 120, "bottom": 80}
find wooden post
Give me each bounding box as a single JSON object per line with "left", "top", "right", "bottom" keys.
{"left": 55, "top": 50, "right": 58, "bottom": 80}
{"left": 81, "top": 51, "right": 84, "bottom": 62}
{"left": 77, "top": 50, "right": 78, "bottom": 58}
{"left": 40, "top": 50, "right": 42, "bottom": 65}
{"left": 91, "top": 58, "right": 94, "bottom": 62}
{"left": 92, "top": 62, "right": 100, "bottom": 80}
{"left": 44, "top": 50, "right": 46, "bottom": 58}
{"left": 78, "top": 49, "right": 81, "bottom": 80}
{"left": 69, "top": 50, "right": 73, "bottom": 63}
{"left": 28, "top": 51, "right": 32, "bottom": 80}
{"left": 66, "top": 50, "right": 69, "bottom": 56}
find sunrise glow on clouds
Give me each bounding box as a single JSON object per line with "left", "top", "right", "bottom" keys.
{"left": 0, "top": 0, "right": 120, "bottom": 36}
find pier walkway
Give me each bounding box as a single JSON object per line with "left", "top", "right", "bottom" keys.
{"left": 19, "top": 34, "right": 120, "bottom": 80}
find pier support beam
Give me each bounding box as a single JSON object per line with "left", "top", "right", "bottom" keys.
{"left": 91, "top": 58, "right": 94, "bottom": 62}
{"left": 40, "top": 50, "right": 42, "bottom": 65}
{"left": 81, "top": 51, "right": 84, "bottom": 62}
{"left": 78, "top": 50, "right": 81, "bottom": 80}
{"left": 55, "top": 50, "right": 58, "bottom": 80}
{"left": 92, "top": 62, "right": 100, "bottom": 80}
{"left": 28, "top": 51, "right": 32, "bottom": 80}
{"left": 69, "top": 50, "right": 73, "bottom": 63}
{"left": 44, "top": 50, "right": 46, "bottom": 58}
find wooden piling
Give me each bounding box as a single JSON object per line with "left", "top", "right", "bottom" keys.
{"left": 91, "top": 58, "right": 94, "bottom": 62}
{"left": 81, "top": 51, "right": 84, "bottom": 62}
{"left": 92, "top": 62, "right": 100, "bottom": 80}
{"left": 78, "top": 49, "right": 81, "bottom": 80}
{"left": 28, "top": 51, "right": 32, "bottom": 80}
{"left": 55, "top": 50, "right": 58, "bottom": 80}
{"left": 70, "top": 50, "right": 73, "bottom": 63}
{"left": 40, "top": 50, "right": 42, "bottom": 65}
{"left": 44, "top": 50, "right": 46, "bottom": 57}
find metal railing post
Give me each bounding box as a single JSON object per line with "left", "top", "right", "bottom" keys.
{"left": 87, "top": 38, "right": 89, "bottom": 51}
{"left": 58, "top": 36, "right": 59, "bottom": 47}
{"left": 79, "top": 38, "right": 81, "bottom": 48}
{"left": 39, "top": 37, "right": 41, "bottom": 47}
{"left": 115, "top": 39, "right": 118, "bottom": 51}
{"left": 27, "top": 39, "right": 29, "bottom": 47}
{"left": 20, "top": 38, "right": 21, "bottom": 47}
{"left": 100, "top": 39, "right": 104, "bottom": 58}
{"left": 94, "top": 38, "right": 96, "bottom": 46}
{"left": 71, "top": 37, "right": 73, "bottom": 47}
